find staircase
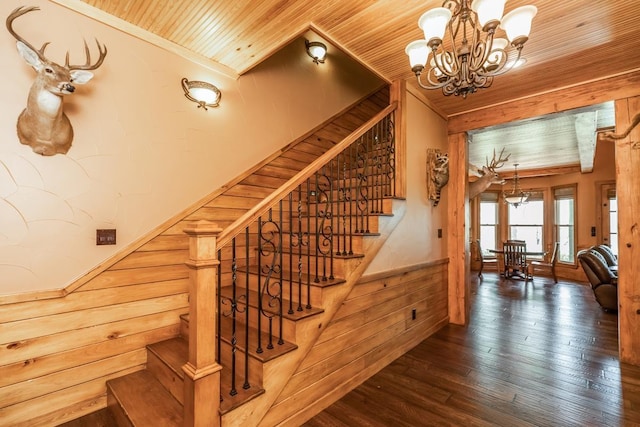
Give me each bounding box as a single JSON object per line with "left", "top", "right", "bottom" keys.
{"left": 105, "top": 88, "right": 404, "bottom": 426}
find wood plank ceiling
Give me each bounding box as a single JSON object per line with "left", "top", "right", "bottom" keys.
{"left": 69, "top": 0, "right": 640, "bottom": 172}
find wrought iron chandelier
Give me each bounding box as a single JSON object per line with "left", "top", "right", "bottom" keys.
{"left": 503, "top": 163, "right": 529, "bottom": 207}
{"left": 405, "top": 0, "right": 537, "bottom": 98}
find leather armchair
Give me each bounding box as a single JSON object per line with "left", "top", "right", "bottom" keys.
{"left": 591, "top": 244, "right": 618, "bottom": 274}
{"left": 577, "top": 249, "right": 618, "bottom": 312}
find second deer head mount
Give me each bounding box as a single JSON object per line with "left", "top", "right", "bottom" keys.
{"left": 7, "top": 6, "right": 107, "bottom": 156}
{"left": 468, "top": 147, "right": 511, "bottom": 200}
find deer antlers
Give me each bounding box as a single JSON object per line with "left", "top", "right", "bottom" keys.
{"left": 7, "top": 6, "right": 107, "bottom": 71}
{"left": 484, "top": 147, "right": 511, "bottom": 174}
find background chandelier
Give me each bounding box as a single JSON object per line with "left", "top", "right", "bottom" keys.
{"left": 503, "top": 163, "right": 529, "bottom": 207}
{"left": 405, "top": 0, "right": 537, "bottom": 98}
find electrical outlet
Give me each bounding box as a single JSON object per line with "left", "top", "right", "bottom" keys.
{"left": 437, "top": 229, "right": 442, "bottom": 238}
{"left": 97, "top": 229, "right": 116, "bottom": 245}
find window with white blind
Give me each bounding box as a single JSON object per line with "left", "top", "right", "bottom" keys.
{"left": 479, "top": 192, "right": 499, "bottom": 255}
{"left": 508, "top": 191, "right": 544, "bottom": 253}
{"left": 607, "top": 188, "right": 618, "bottom": 256}
{"left": 554, "top": 185, "right": 576, "bottom": 263}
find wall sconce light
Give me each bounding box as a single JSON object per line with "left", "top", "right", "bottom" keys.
{"left": 181, "top": 78, "right": 221, "bottom": 110}
{"left": 305, "top": 40, "right": 327, "bottom": 64}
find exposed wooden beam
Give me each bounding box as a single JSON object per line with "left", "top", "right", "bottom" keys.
{"left": 574, "top": 112, "right": 598, "bottom": 173}
{"left": 448, "top": 70, "right": 640, "bottom": 134}
{"left": 468, "top": 164, "right": 582, "bottom": 182}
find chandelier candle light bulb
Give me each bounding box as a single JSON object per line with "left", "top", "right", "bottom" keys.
{"left": 405, "top": 0, "right": 537, "bottom": 98}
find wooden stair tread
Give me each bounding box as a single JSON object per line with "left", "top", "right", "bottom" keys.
{"left": 147, "top": 337, "right": 187, "bottom": 379}
{"left": 238, "top": 264, "right": 346, "bottom": 288}
{"left": 219, "top": 287, "right": 324, "bottom": 323}
{"left": 107, "top": 370, "right": 183, "bottom": 426}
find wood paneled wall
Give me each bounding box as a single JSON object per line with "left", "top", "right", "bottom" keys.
{"left": 261, "top": 260, "right": 449, "bottom": 427}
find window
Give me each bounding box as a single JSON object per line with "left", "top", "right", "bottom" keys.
{"left": 554, "top": 186, "right": 576, "bottom": 263}
{"left": 608, "top": 189, "right": 618, "bottom": 256}
{"left": 479, "top": 192, "right": 499, "bottom": 255}
{"left": 508, "top": 191, "right": 543, "bottom": 253}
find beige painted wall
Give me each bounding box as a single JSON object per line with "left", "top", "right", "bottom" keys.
{"left": 0, "top": 0, "right": 382, "bottom": 294}
{"left": 366, "top": 91, "right": 448, "bottom": 274}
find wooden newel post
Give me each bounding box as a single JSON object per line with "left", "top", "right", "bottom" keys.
{"left": 183, "top": 221, "right": 223, "bottom": 427}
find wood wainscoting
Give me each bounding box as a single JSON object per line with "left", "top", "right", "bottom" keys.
{"left": 0, "top": 270, "right": 188, "bottom": 426}
{"left": 261, "top": 260, "right": 449, "bottom": 426}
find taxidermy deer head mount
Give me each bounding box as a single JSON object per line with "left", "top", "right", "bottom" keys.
{"left": 7, "top": 6, "right": 107, "bottom": 156}
{"left": 468, "top": 147, "right": 510, "bottom": 200}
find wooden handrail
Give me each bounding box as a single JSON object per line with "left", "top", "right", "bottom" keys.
{"left": 217, "top": 102, "right": 397, "bottom": 248}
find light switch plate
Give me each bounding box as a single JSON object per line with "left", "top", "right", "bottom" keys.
{"left": 97, "top": 229, "right": 116, "bottom": 245}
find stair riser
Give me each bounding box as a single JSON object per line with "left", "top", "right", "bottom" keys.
{"left": 279, "top": 232, "right": 365, "bottom": 255}
{"left": 231, "top": 272, "right": 324, "bottom": 308}
{"left": 107, "top": 392, "right": 134, "bottom": 427}
{"left": 230, "top": 210, "right": 381, "bottom": 234}
{"left": 220, "top": 297, "right": 298, "bottom": 343}
{"left": 147, "top": 349, "right": 184, "bottom": 405}
{"left": 221, "top": 252, "right": 359, "bottom": 281}
{"left": 280, "top": 212, "right": 382, "bottom": 234}
{"left": 303, "top": 197, "right": 393, "bottom": 216}
{"left": 279, "top": 252, "right": 362, "bottom": 278}
{"left": 219, "top": 339, "right": 264, "bottom": 387}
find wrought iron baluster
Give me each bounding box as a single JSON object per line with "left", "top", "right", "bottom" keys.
{"left": 288, "top": 193, "right": 294, "bottom": 315}
{"left": 230, "top": 239, "right": 238, "bottom": 396}
{"left": 278, "top": 201, "right": 284, "bottom": 345}
{"left": 348, "top": 144, "right": 354, "bottom": 254}
{"left": 316, "top": 164, "right": 333, "bottom": 281}
{"left": 374, "top": 121, "right": 382, "bottom": 214}
{"left": 328, "top": 161, "right": 334, "bottom": 280}
{"left": 335, "top": 153, "right": 342, "bottom": 256}
{"left": 219, "top": 239, "right": 247, "bottom": 397}
{"left": 256, "top": 218, "right": 263, "bottom": 354}
{"left": 217, "top": 248, "right": 222, "bottom": 401}
{"left": 305, "top": 178, "right": 312, "bottom": 308}
{"left": 258, "top": 208, "right": 283, "bottom": 351}
{"left": 387, "top": 114, "right": 396, "bottom": 197}
{"left": 295, "top": 185, "right": 307, "bottom": 311}
{"left": 340, "top": 152, "right": 348, "bottom": 255}
{"left": 243, "top": 228, "right": 250, "bottom": 390}
{"left": 356, "top": 133, "right": 369, "bottom": 234}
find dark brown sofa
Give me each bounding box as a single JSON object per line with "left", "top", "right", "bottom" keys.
{"left": 577, "top": 248, "right": 618, "bottom": 312}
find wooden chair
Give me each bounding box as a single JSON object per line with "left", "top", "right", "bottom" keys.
{"left": 503, "top": 240, "right": 530, "bottom": 282}
{"left": 476, "top": 239, "right": 498, "bottom": 278}
{"left": 530, "top": 241, "right": 560, "bottom": 283}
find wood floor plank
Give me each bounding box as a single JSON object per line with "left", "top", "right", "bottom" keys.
{"left": 305, "top": 273, "right": 633, "bottom": 427}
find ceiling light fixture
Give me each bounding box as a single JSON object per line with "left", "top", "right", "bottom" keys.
{"left": 181, "top": 78, "right": 221, "bottom": 111}
{"left": 503, "top": 163, "right": 529, "bottom": 207}
{"left": 305, "top": 40, "right": 327, "bottom": 64}
{"left": 405, "top": 0, "right": 537, "bottom": 98}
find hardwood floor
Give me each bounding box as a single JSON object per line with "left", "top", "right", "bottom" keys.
{"left": 305, "top": 272, "right": 640, "bottom": 427}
